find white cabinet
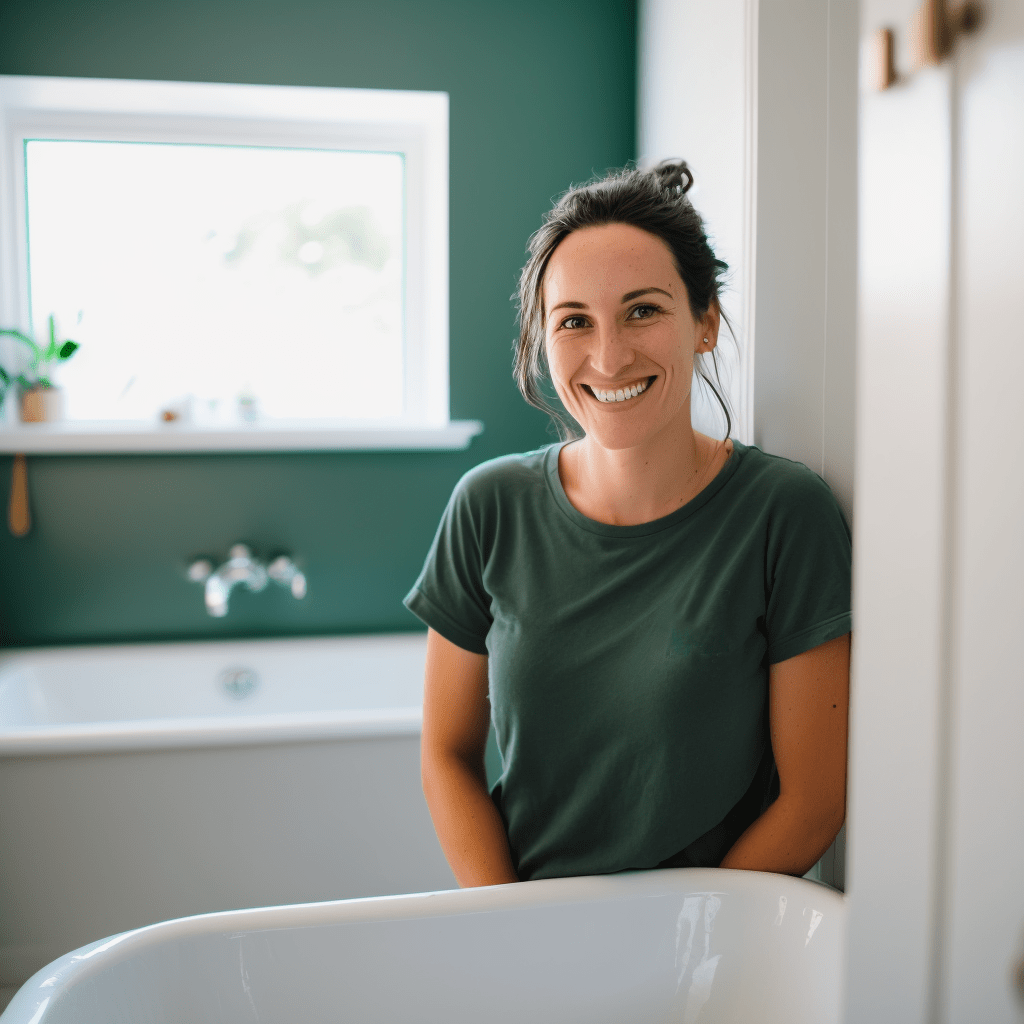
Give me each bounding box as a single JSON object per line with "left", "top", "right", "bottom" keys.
{"left": 847, "top": 1, "right": 1024, "bottom": 1020}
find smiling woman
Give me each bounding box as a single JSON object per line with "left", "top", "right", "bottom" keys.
{"left": 541, "top": 221, "right": 728, "bottom": 523}
{"left": 405, "top": 162, "right": 852, "bottom": 887}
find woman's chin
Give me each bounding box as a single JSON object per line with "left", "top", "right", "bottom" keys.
{"left": 579, "top": 420, "right": 658, "bottom": 452}
{"left": 577, "top": 408, "right": 689, "bottom": 453}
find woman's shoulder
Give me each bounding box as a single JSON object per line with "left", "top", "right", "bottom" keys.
{"left": 733, "top": 441, "right": 835, "bottom": 494}
{"left": 730, "top": 442, "right": 848, "bottom": 524}
{"left": 447, "top": 444, "right": 559, "bottom": 515}
{"left": 455, "top": 444, "right": 556, "bottom": 492}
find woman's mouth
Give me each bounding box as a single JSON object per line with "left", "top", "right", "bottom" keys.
{"left": 582, "top": 376, "right": 654, "bottom": 404}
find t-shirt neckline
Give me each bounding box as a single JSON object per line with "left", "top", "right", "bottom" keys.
{"left": 544, "top": 438, "right": 748, "bottom": 537}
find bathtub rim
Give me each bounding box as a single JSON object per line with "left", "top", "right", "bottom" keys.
{"left": 0, "top": 868, "right": 847, "bottom": 1024}
{"left": 0, "top": 631, "right": 428, "bottom": 756}
{"left": 0, "top": 708, "right": 423, "bottom": 756}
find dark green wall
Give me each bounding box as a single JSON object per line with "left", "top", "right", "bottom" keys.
{"left": 0, "top": 0, "right": 636, "bottom": 646}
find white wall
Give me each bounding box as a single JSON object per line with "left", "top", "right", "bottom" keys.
{"left": 638, "top": 1, "right": 858, "bottom": 522}
{"left": 639, "top": 0, "right": 860, "bottom": 889}
{"left": 637, "top": 0, "right": 756, "bottom": 444}
{"left": 753, "top": 0, "right": 858, "bottom": 521}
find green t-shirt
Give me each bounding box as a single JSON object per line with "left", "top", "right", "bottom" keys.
{"left": 404, "top": 440, "right": 852, "bottom": 881}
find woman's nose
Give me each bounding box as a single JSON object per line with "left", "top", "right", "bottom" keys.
{"left": 589, "top": 322, "right": 636, "bottom": 378}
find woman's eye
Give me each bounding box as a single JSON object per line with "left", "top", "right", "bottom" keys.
{"left": 629, "top": 304, "right": 659, "bottom": 320}
{"left": 561, "top": 315, "right": 588, "bottom": 330}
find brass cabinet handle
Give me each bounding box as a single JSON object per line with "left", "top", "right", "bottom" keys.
{"left": 871, "top": 0, "right": 983, "bottom": 91}
{"left": 7, "top": 452, "right": 30, "bottom": 537}
{"left": 910, "top": 0, "right": 983, "bottom": 68}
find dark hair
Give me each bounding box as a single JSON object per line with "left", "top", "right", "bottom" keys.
{"left": 514, "top": 160, "right": 733, "bottom": 440}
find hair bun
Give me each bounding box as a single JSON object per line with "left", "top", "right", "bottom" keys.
{"left": 652, "top": 159, "right": 694, "bottom": 196}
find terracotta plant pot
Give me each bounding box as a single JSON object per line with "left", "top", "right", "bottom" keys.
{"left": 20, "top": 386, "right": 64, "bottom": 423}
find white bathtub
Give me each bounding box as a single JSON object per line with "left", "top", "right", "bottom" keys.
{"left": 0, "top": 632, "right": 456, "bottom": 992}
{"left": 0, "top": 869, "right": 845, "bottom": 1024}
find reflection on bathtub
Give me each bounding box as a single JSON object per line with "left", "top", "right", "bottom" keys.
{"left": 674, "top": 892, "right": 724, "bottom": 1023}
{"left": 776, "top": 894, "right": 788, "bottom": 926}
{"left": 236, "top": 942, "right": 259, "bottom": 1021}
{"left": 805, "top": 907, "right": 824, "bottom": 947}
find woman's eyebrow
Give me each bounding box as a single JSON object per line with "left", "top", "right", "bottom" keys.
{"left": 549, "top": 300, "right": 588, "bottom": 315}
{"left": 549, "top": 286, "right": 672, "bottom": 317}
{"left": 621, "top": 286, "right": 673, "bottom": 302}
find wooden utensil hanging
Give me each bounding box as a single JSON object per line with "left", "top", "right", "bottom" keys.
{"left": 8, "top": 453, "right": 30, "bottom": 537}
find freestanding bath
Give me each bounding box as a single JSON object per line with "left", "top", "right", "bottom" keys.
{"left": 0, "top": 869, "right": 845, "bottom": 1024}
{"left": 0, "top": 632, "right": 456, "bottom": 992}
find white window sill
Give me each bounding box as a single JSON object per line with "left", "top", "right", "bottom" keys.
{"left": 0, "top": 419, "right": 483, "bottom": 454}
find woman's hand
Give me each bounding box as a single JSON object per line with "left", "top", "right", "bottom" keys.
{"left": 420, "top": 628, "right": 519, "bottom": 886}
{"left": 718, "top": 632, "right": 850, "bottom": 875}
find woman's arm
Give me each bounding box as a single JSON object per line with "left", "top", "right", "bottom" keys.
{"left": 420, "top": 627, "right": 519, "bottom": 887}
{"left": 718, "top": 632, "right": 850, "bottom": 875}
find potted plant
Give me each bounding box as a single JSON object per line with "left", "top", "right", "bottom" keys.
{"left": 0, "top": 316, "right": 80, "bottom": 423}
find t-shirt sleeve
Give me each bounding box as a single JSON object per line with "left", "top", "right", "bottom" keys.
{"left": 403, "top": 471, "right": 493, "bottom": 656}
{"left": 763, "top": 467, "right": 852, "bottom": 664}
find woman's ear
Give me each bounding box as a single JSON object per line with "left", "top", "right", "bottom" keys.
{"left": 698, "top": 303, "right": 721, "bottom": 351}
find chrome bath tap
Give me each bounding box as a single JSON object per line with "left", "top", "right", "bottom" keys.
{"left": 188, "top": 544, "right": 306, "bottom": 617}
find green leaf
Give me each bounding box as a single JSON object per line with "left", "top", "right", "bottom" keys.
{"left": 58, "top": 340, "right": 79, "bottom": 360}
{"left": 0, "top": 328, "right": 40, "bottom": 357}
{"left": 49, "top": 314, "right": 56, "bottom": 349}
{"left": 0, "top": 366, "right": 9, "bottom": 385}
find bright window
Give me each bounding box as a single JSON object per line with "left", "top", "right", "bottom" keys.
{"left": 0, "top": 76, "right": 470, "bottom": 451}
{"left": 28, "top": 139, "right": 405, "bottom": 422}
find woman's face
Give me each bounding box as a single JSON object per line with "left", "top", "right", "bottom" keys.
{"left": 542, "top": 222, "right": 718, "bottom": 451}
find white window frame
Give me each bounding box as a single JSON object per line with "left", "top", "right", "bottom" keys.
{"left": 0, "top": 75, "right": 481, "bottom": 452}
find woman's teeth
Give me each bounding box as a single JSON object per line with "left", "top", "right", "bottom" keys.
{"left": 592, "top": 378, "right": 650, "bottom": 403}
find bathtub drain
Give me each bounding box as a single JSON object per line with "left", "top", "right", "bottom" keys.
{"left": 220, "top": 666, "right": 260, "bottom": 700}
